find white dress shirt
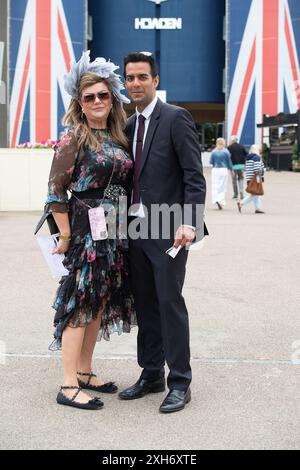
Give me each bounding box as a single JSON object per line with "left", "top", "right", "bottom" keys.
{"left": 129, "top": 96, "right": 158, "bottom": 217}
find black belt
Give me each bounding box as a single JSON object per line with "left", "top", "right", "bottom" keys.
{"left": 71, "top": 188, "right": 104, "bottom": 199}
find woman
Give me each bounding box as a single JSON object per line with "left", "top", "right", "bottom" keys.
{"left": 210, "top": 138, "right": 233, "bottom": 209}
{"left": 237, "top": 144, "right": 265, "bottom": 214}
{"left": 45, "top": 51, "right": 135, "bottom": 410}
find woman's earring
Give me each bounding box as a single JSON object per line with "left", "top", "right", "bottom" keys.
{"left": 81, "top": 109, "right": 85, "bottom": 120}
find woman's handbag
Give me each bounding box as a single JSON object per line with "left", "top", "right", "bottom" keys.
{"left": 34, "top": 209, "right": 59, "bottom": 235}
{"left": 246, "top": 174, "right": 264, "bottom": 196}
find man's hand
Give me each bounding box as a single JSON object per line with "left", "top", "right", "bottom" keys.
{"left": 173, "top": 226, "right": 195, "bottom": 248}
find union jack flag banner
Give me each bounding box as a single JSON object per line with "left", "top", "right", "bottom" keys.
{"left": 227, "top": 0, "right": 300, "bottom": 146}
{"left": 9, "top": 0, "right": 86, "bottom": 147}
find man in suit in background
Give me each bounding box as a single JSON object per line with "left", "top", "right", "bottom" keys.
{"left": 118, "top": 52, "right": 207, "bottom": 413}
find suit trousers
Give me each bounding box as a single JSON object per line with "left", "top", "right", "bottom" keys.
{"left": 129, "top": 237, "right": 192, "bottom": 391}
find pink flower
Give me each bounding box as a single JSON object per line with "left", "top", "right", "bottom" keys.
{"left": 88, "top": 251, "right": 96, "bottom": 263}
{"left": 15, "top": 139, "right": 59, "bottom": 150}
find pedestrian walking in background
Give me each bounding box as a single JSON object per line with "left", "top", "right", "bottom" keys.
{"left": 210, "top": 137, "right": 233, "bottom": 210}
{"left": 227, "top": 135, "right": 247, "bottom": 200}
{"left": 237, "top": 144, "right": 265, "bottom": 214}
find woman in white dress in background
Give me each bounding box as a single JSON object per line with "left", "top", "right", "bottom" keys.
{"left": 210, "top": 138, "right": 233, "bottom": 210}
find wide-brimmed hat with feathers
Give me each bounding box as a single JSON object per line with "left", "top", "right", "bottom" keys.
{"left": 64, "top": 50, "right": 130, "bottom": 104}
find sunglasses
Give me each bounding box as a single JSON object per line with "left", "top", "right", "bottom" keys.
{"left": 82, "top": 91, "right": 111, "bottom": 104}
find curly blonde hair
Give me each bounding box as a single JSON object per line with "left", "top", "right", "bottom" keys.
{"left": 62, "top": 72, "right": 129, "bottom": 151}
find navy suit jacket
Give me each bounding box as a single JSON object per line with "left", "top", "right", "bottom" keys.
{"left": 126, "top": 98, "right": 208, "bottom": 246}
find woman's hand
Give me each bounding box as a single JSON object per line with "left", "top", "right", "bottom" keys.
{"left": 52, "top": 238, "right": 70, "bottom": 255}
{"left": 51, "top": 212, "right": 71, "bottom": 254}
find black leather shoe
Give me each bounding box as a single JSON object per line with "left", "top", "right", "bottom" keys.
{"left": 118, "top": 377, "right": 165, "bottom": 400}
{"left": 159, "top": 388, "right": 191, "bottom": 413}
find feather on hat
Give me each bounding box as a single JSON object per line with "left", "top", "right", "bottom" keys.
{"left": 64, "top": 50, "right": 130, "bottom": 104}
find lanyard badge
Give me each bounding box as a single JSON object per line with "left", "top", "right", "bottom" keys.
{"left": 88, "top": 206, "right": 108, "bottom": 240}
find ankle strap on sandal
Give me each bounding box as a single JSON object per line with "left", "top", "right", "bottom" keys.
{"left": 77, "top": 371, "right": 96, "bottom": 386}
{"left": 77, "top": 372, "right": 96, "bottom": 377}
{"left": 60, "top": 385, "right": 81, "bottom": 402}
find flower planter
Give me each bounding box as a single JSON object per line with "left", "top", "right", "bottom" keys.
{"left": 0, "top": 149, "right": 212, "bottom": 212}
{"left": 0, "top": 148, "right": 53, "bottom": 211}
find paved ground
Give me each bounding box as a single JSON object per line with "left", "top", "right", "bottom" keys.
{"left": 1, "top": 169, "right": 300, "bottom": 450}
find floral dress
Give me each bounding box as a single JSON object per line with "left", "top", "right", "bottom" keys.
{"left": 46, "top": 128, "right": 136, "bottom": 351}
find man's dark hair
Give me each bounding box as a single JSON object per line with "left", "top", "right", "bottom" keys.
{"left": 123, "top": 52, "right": 159, "bottom": 78}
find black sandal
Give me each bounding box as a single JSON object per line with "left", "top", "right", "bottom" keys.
{"left": 56, "top": 386, "right": 104, "bottom": 410}
{"left": 77, "top": 371, "right": 118, "bottom": 394}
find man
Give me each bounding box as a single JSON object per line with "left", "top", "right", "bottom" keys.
{"left": 119, "top": 52, "right": 207, "bottom": 413}
{"left": 227, "top": 136, "right": 247, "bottom": 199}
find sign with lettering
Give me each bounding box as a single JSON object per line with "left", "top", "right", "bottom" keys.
{"left": 146, "top": 0, "right": 168, "bottom": 4}
{"left": 135, "top": 18, "right": 182, "bottom": 30}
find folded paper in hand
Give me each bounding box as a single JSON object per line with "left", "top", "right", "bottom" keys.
{"left": 37, "top": 234, "right": 69, "bottom": 279}
{"left": 165, "top": 245, "right": 182, "bottom": 258}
